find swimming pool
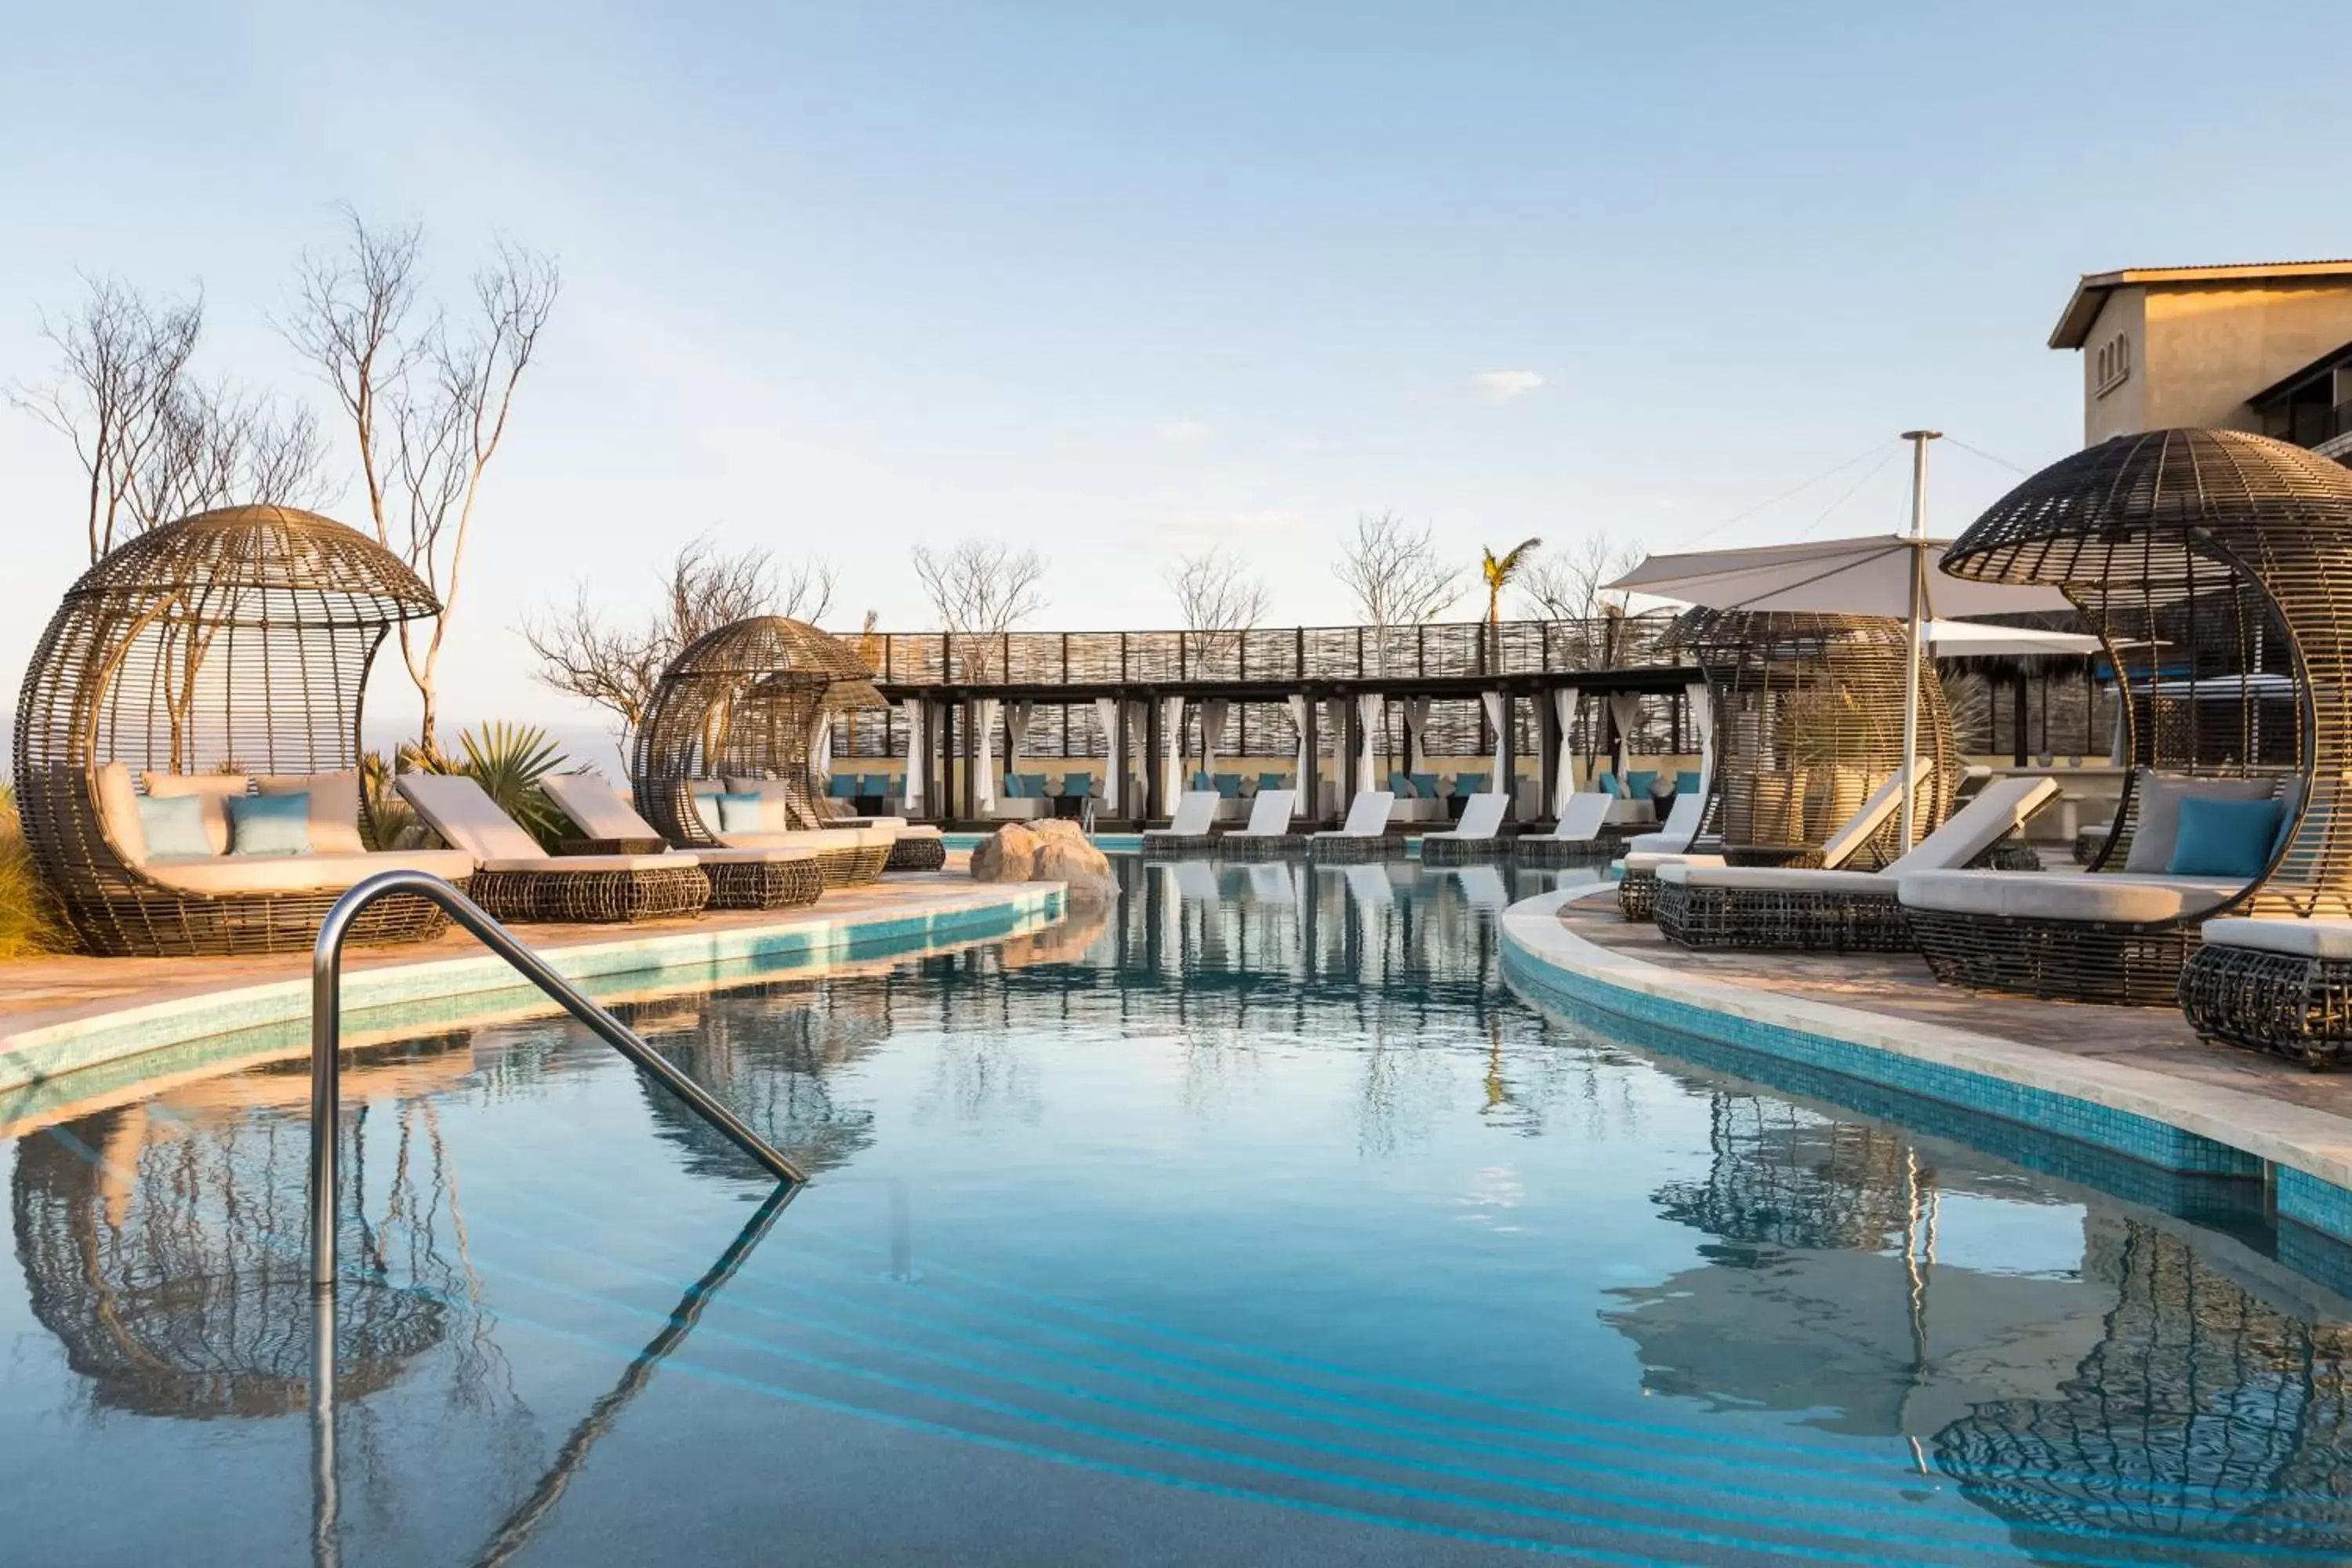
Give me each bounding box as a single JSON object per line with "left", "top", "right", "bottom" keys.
{"left": 4, "top": 855, "right": 2351, "bottom": 1564}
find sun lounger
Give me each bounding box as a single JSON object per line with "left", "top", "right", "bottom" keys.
{"left": 1421, "top": 792, "right": 1511, "bottom": 866}
{"left": 399, "top": 774, "right": 710, "bottom": 923}
{"left": 1653, "top": 775, "right": 2058, "bottom": 953}
{"left": 1218, "top": 789, "right": 1302, "bottom": 858}
{"left": 544, "top": 774, "right": 819, "bottom": 910}
{"left": 1611, "top": 792, "right": 1718, "bottom": 918}
{"left": 1513, "top": 792, "right": 1616, "bottom": 866}
{"left": 1140, "top": 790, "right": 1223, "bottom": 856}
{"left": 1305, "top": 791, "right": 1398, "bottom": 861}
{"left": 685, "top": 784, "right": 894, "bottom": 887}
{"left": 729, "top": 776, "right": 945, "bottom": 873}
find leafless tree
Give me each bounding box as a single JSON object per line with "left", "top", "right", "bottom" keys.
{"left": 522, "top": 537, "right": 780, "bottom": 747}
{"left": 778, "top": 554, "right": 839, "bottom": 624}
{"left": 1519, "top": 534, "right": 1653, "bottom": 669}
{"left": 910, "top": 539, "right": 1048, "bottom": 681}
{"left": 1164, "top": 547, "right": 1269, "bottom": 676}
{"left": 126, "top": 380, "right": 336, "bottom": 528}
{"left": 14, "top": 275, "right": 201, "bottom": 561}
{"left": 287, "top": 208, "right": 559, "bottom": 756}
{"left": 1334, "top": 512, "right": 1457, "bottom": 676}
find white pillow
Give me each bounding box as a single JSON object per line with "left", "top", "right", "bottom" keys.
{"left": 142, "top": 772, "right": 250, "bottom": 855}
{"left": 94, "top": 760, "right": 148, "bottom": 863}
{"left": 2122, "top": 771, "right": 2278, "bottom": 873}
{"left": 257, "top": 771, "right": 365, "bottom": 854}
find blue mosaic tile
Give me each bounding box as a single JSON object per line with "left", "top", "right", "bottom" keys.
{"left": 2279, "top": 1168, "right": 2352, "bottom": 1245}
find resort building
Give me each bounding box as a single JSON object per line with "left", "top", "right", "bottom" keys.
{"left": 2051, "top": 260, "right": 2352, "bottom": 456}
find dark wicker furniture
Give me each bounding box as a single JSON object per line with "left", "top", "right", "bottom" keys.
{"left": 2178, "top": 923, "right": 2352, "bottom": 1066}
{"left": 1922, "top": 430, "right": 2352, "bottom": 1007}
{"left": 11, "top": 506, "right": 466, "bottom": 956}
{"left": 468, "top": 862, "right": 712, "bottom": 924}
{"left": 885, "top": 833, "right": 949, "bottom": 873}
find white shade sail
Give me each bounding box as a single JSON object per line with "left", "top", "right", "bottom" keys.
{"left": 1606, "top": 535, "right": 2074, "bottom": 620}
{"left": 1920, "top": 620, "right": 2100, "bottom": 659}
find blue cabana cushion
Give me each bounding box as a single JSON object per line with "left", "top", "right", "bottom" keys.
{"left": 827, "top": 774, "right": 859, "bottom": 798}
{"left": 227, "top": 791, "right": 313, "bottom": 856}
{"left": 1597, "top": 772, "right": 1621, "bottom": 798}
{"left": 1625, "top": 769, "right": 1660, "bottom": 800}
{"left": 138, "top": 793, "right": 216, "bottom": 858}
{"left": 1675, "top": 771, "right": 1702, "bottom": 796}
{"left": 1408, "top": 772, "right": 1439, "bottom": 799}
{"left": 1456, "top": 773, "right": 1489, "bottom": 796}
{"left": 1388, "top": 771, "right": 1414, "bottom": 797}
{"left": 1258, "top": 772, "right": 1288, "bottom": 793}
{"left": 2168, "top": 796, "right": 2284, "bottom": 879}
{"left": 716, "top": 792, "right": 767, "bottom": 833}
{"left": 1213, "top": 774, "right": 1243, "bottom": 798}
{"left": 1062, "top": 773, "right": 1092, "bottom": 798}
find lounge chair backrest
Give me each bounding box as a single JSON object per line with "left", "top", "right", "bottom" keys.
{"left": 397, "top": 774, "right": 541, "bottom": 861}
{"left": 1817, "top": 757, "right": 1933, "bottom": 870}
{"left": 1650, "top": 790, "right": 1705, "bottom": 851}
{"left": 1452, "top": 792, "right": 1509, "bottom": 840}
{"left": 1338, "top": 791, "right": 1394, "bottom": 836}
{"left": 1552, "top": 793, "right": 1612, "bottom": 841}
{"left": 1243, "top": 789, "right": 1298, "bottom": 834}
{"left": 1886, "top": 775, "right": 2059, "bottom": 875}
{"left": 543, "top": 772, "right": 661, "bottom": 841}
{"left": 1165, "top": 790, "right": 1220, "bottom": 836}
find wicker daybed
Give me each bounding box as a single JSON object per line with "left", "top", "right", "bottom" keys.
{"left": 1904, "top": 430, "right": 2352, "bottom": 1008}
{"left": 633, "top": 617, "right": 903, "bottom": 887}
{"left": 11, "top": 506, "right": 475, "bottom": 956}
{"left": 398, "top": 775, "right": 710, "bottom": 922}
{"left": 543, "top": 773, "right": 820, "bottom": 911}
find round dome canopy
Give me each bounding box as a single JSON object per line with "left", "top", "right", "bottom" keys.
{"left": 663, "top": 616, "right": 878, "bottom": 684}
{"left": 1944, "top": 428, "right": 2352, "bottom": 588}
{"left": 60, "top": 504, "right": 439, "bottom": 623}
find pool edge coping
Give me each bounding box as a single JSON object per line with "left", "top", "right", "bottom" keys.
{"left": 1499, "top": 887, "right": 2352, "bottom": 1207}
{"left": 0, "top": 880, "right": 1068, "bottom": 1096}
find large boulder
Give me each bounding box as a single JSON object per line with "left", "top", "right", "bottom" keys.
{"left": 971, "top": 818, "right": 1116, "bottom": 895}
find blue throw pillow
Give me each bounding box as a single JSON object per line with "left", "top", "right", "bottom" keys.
{"left": 1213, "top": 774, "right": 1243, "bottom": 798}
{"left": 137, "top": 793, "right": 214, "bottom": 858}
{"left": 1675, "top": 771, "right": 1702, "bottom": 795}
{"left": 1598, "top": 772, "right": 1621, "bottom": 798}
{"left": 715, "top": 792, "right": 767, "bottom": 833}
{"left": 2168, "top": 796, "right": 2283, "bottom": 878}
{"left": 1625, "top": 769, "right": 1660, "bottom": 800}
{"left": 227, "top": 790, "right": 312, "bottom": 856}
{"left": 827, "top": 774, "right": 858, "bottom": 798}
{"left": 1409, "top": 772, "right": 1439, "bottom": 798}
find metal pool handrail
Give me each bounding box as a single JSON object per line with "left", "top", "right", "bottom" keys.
{"left": 308, "top": 869, "right": 804, "bottom": 1290}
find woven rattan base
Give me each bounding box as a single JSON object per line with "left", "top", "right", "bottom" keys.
{"left": 885, "top": 835, "right": 948, "bottom": 873}
{"left": 811, "top": 840, "right": 891, "bottom": 887}
{"left": 1654, "top": 880, "right": 1913, "bottom": 953}
{"left": 1617, "top": 869, "right": 1660, "bottom": 921}
{"left": 1908, "top": 906, "right": 2200, "bottom": 1007}
{"left": 62, "top": 884, "right": 457, "bottom": 958}
{"left": 1969, "top": 837, "right": 2044, "bottom": 872}
{"left": 2177, "top": 943, "right": 2352, "bottom": 1067}
{"left": 1302, "top": 834, "right": 1402, "bottom": 862}
{"left": 468, "top": 864, "right": 711, "bottom": 924}
{"left": 1139, "top": 834, "right": 1220, "bottom": 858}
{"left": 1508, "top": 839, "right": 1617, "bottom": 867}
{"left": 704, "top": 857, "right": 823, "bottom": 910}
{"left": 1420, "top": 836, "right": 1504, "bottom": 866}
{"left": 2073, "top": 828, "right": 2109, "bottom": 866}
{"left": 1219, "top": 835, "right": 1306, "bottom": 860}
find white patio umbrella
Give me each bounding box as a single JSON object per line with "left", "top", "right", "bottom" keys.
{"left": 1606, "top": 436, "right": 2077, "bottom": 847}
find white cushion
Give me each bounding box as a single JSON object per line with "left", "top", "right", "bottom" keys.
{"left": 1430, "top": 793, "right": 1509, "bottom": 840}
{"left": 2201, "top": 917, "right": 2352, "bottom": 960}
{"left": 1620, "top": 851, "right": 1726, "bottom": 874}
{"left": 140, "top": 848, "right": 475, "bottom": 895}
{"left": 143, "top": 772, "right": 250, "bottom": 855}
{"left": 693, "top": 845, "right": 818, "bottom": 865}
{"left": 1236, "top": 789, "right": 1301, "bottom": 835}
{"left": 397, "top": 774, "right": 546, "bottom": 860}
{"left": 1882, "top": 775, "right": 2060, "bottom": 875}
{"left": 1898, "top": 869, "right": 2242, "bottom": 924}
{"left": 94, "top": 760, "right": 147, "bottom": 863}
{"left": 1329, "top": 791, "right": 1394, "bottom": 837}
{"left": 723, "top": 827, "right": 892, "bottom": 853}
{"left": 478, "top": 852, "right": 684, "bottom": 873}
{"left": 1661, "top": 864, "right": 1886, "bottom": 894}
{"left": 2122, "top": 771, "right": 2279, "bottom": 873}
{"left": 542, "top": 771, "right": 660, "bottom": 841}
{"left": 255, "top": 771, "right": 365, "bottom": 855}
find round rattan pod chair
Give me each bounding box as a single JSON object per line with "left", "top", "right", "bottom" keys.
{"left": 633, "top": 616, "right": 896, "bottom": 887}
{"left": 1668, "top": 607, "right": 1958, "bottom": 866}
{"left": 11, "top": 506, "right": 463, "bottom": 956}
{"left": 1922, "top": 429, "right": 2352, "bottom": 1007}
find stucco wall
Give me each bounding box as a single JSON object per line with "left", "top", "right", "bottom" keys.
{"left": 2081, "top": 289, "right": 2147, "bottom": 445}
{"left": 2142, "top": 283, "right": 2352, "bottom": 433}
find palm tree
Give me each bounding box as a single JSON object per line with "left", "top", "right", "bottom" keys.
{"left": 1481, "top": 538, "right": 1542, "bottom": 624}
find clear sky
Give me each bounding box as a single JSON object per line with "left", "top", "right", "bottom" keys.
{"left": 6, "top": 1, "right": 2350, "bottom": 757}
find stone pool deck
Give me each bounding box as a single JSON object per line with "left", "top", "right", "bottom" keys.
{"left": 0, "top": 862, "right": 1064, "bottom": 1102}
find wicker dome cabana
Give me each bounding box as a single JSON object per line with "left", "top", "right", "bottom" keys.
{"left": 1667, "top": 608, "right": 1958, "bottom": 864}
{"left": 1911, "top": 429, "right": 2352, "bottom": 1004}
{"left": 12, "top": 506, "right": 463, "bottom": 956}
{"left": 632, "top": 615, "right": 894, "bottom": 882}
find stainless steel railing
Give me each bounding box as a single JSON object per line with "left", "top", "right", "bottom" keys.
{"left": 307, "top": 870, "right": 804, "bottom": 1290}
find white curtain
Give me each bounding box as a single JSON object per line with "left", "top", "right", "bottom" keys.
{"left": 1200, "top": 699, "right": 1232, "bottom": 779}
{"left": 1480, "top": 691, "right": 1507, "bottom": 786}
{"left": 1094, "top": 695, "right": 1121, "bottom": 815}
{"left": 1006, "top": 700, "right": 1036, "bottom": 778}
{"left": 900, "top": 698, "right": 926, "bottom": 814}
{"left": 1159, "top": 695, "right": 1187, "bottom": 810}
{"left": 1325, "top": 699, "right": 1348, "bottom": 812}
{"left": 1607, "top": 693, "right": 1643, "bottom": 782}
{"left": 1286, "top": 694, "right": 1310, "bottom": 818}
{"left": 1682, "top": 681, "right": 1714, "bottom": 799}
{"left": 973, "top": 697, "right": 1002, "bottom": 811}
{"left": 1552, "top": 686, "right": 1581, "bottom": 815}
{"left": 1355, "top": 691, "right": 1383, "bottom": 796}
{"left": 1403, "top": 699, "right": 1432, "bottom": 775}
{"left": 808, "top": 708, "right": 834, "bottom": 788}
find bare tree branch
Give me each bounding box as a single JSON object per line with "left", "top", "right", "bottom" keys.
{"left": 521, "top": 536, "right": 782, "bottom": 747}
{"left": 910, "top": 539, "right": 1048, "bottom": 682}
{"left": 778, "top": 555, "right": 839, "bottom": 623}
{"left": 1519, "top": 535, "right": 1649, "bottom": 669}
{"left": 1164, "top": 547, "right": 1269, "bottom": 676}
{"left": 1334, "top": 511, "right": 1458, "bottom": 629}
{"left": 288, "top": 210, "right": 558, "bottom": 755}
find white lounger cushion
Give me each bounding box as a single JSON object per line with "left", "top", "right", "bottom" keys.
{"left": 142, "top": 848, "right": 475, "bottom": 895}
{"left": 1626, "top": 792, "right": 1705, "bottom": 854}
{"left": 1657, "top": 863, "right": 1883, "bottom": 894}
{"left": 1316, "top": 791, "right": 1393, "bottom": 838}
{"left": 1143, "top": 791, "right": 1221, "bottom": 837}
{"left": 2202, "top": 917, "right": 2352, "bottom": 960}
{"left": 723, "top": 826, "right": 894, "bottom": 853}
{"left": 397, "top": 774, "right": 548, "bottom": 861}
{"left": 479, "top": 853, "right": 681, "bottom": 874}
{"left": 1429, "top": 793, "right": 1510, "bottom": 841}
{"left": 1236, "top": 789, "right": 1300, "bottom": 835}
{"left": 1621, "top": 851, "right": 1726, "bottom": 874}
{"left": 1816, "top": 757, "right": 1933, "bottom": 871}
{"left": 542, "top": 771, "right": 660, "bottom": 840}
{"left": 693, "top": 844, "right": 819, "bottom": 865}
{"left": 1658, "top": 777, "right": 2062, "bottom": 899}
{"left": 1898, "top": 869, "right": 2242, "bottom": 924}
{"left": 1548, "top": 793, "right": 1613, "bottom": 842}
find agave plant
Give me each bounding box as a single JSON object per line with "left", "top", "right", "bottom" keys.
{"left": 405, "top": 722, "right": 572, "bottom": 848}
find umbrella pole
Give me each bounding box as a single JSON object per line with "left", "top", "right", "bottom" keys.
{"left": 1898, "top": 430, "right": 1941, "bottom": 851}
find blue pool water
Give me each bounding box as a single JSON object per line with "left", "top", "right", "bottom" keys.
{"left": 4, "top": 855, "right": 2352, "bottom": 1565}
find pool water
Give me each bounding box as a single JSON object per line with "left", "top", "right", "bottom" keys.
{"left": 5, "top": 856, "right": 2352, "bottom": 1565}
